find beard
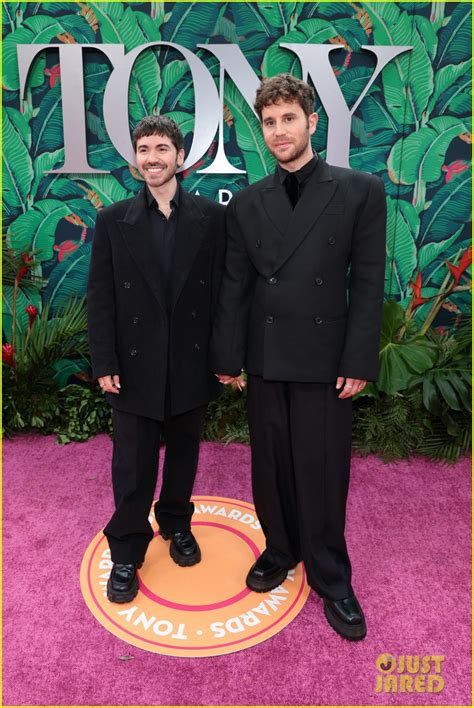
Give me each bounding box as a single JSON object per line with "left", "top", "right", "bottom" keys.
{"left": 142, "top": 163, "right": 177, "bottom": 188}
{"left": 267, "top": 122, "right": 311, "bottom": 165}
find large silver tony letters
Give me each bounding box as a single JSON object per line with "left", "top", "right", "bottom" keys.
{"left": 17, "top": 42, "right": 412, "bottom": 174}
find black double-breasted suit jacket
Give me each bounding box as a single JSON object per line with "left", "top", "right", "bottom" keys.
{"left": 87, "top": 185, "right": 225, "bottom": 421}
{"left": 210, "top": 156, "right": 387, "bottom": 382}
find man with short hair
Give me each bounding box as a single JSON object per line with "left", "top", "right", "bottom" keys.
{"left": 211, "top": 74, "right": 386, "bottom": 640}
{"left": 87, "top": 116, "right": 225, "bottom": 603}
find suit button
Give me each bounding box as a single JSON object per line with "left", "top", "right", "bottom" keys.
{"left": 268, "top": 277, "right": 277, "bottom": 285}
{"left": 266, "top": 315, "right": 274, "bottom": 324}
{"left": 191, "top": 309, "right": 197, "bottom": 319}
{"left": 314, "top": 317, "right": 323, "bottom": 325}
{"left": 328, "top": 236, "right": 336, "bottom": 245}
{"left": 255, "top": 240, "right": 261, "bottom": 248}
{"left": 132, "top": 316, "right": 139, "bottom": 324}
{"left": 194, "top": 343, "right": 201, "bottom": 350}
{"left": 124, "top": 281, "right": 131, "bottom": 288}
{"left": 130, "top": 348, "right": 138, "bottom": 356}
{"left": 199, "top": 279, "right": 205, "bottom": 286}
{"left": 315, "top": 277, "right": 323, "bottom": 286}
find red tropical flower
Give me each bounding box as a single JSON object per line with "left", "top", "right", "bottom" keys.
{"left": 26, "top": 304, "right": 38, "bottom": 328}
{"left": 409, "top": 272, "right": 430, "bottom": 309}
{"left": 446, "top": 245, "right": 472, "bottom": 287}
{"left": 442, "top": 160, "right": 469, "bottom": 183}
{"left": 2, "top": 344, "right": 15, "bottom": 368}
{"left": 44, "top": 64, "right": 61, "bottom": 88}
{"left": 53, "top": 240, "right": 80, "bottom": 262}
{"left": 15, "top": 253, "right": 33, "bottom": 285}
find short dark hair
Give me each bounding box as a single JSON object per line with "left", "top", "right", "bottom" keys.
{"left": 132, "top": 115, "right": 184, "bottom": 153}
{"left": 254, "top": 74, "right": 315, "bottom": 120}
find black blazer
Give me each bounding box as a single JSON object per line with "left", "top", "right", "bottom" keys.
{"left": 87, "top": 186, "right": 225, "bottom": 420}
{"left": 210, "top": 157, "right": 387, "bottom": 382}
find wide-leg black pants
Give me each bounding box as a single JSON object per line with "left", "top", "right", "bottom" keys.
{"left": 247, "top": 374, "right": 354, "bottom": 602}
{"left": 103, "top": 405, "right": 206, "bottom": 564}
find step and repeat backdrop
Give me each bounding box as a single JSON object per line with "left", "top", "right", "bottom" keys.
{"left": 2, "top": 1, "right": 472, "bottom": 385}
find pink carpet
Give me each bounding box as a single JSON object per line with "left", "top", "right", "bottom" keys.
{"left": 3, "top": 434, "right": 472, "bottom": 706}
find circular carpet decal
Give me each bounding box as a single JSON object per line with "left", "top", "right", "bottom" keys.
{"left": 81, "top": 496, "right": 311, "bottom": 656}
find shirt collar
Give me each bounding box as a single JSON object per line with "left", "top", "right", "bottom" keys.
{"left": 278, "top": 151, "right": 319, "bottom": 185}
{"left": 145, "top": 181, "right": 180, "bottom": 209}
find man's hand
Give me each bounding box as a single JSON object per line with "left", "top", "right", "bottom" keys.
{"left": 215, "top": 373, "right": 246, "bottom": 391}
{"left": 98, "top": 374, "right": 121, "bottom": 394}
{"left": 336, "top": 376, "right": 366, "bottom": 399}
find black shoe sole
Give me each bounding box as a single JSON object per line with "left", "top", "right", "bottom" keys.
{"left": 246, "top": 568, "right": 289, "bottom": 593}
{"left": 106, "top": 574, "right": 139, "bottom": 604}
{"left": 160, "top": 530, "right": 201, "bottom": 567}
{"left": 170, "top": 542, "right": 201, "bottom": 567}
{"left": 323, "top": 601, "right": 367, "bottom": 641}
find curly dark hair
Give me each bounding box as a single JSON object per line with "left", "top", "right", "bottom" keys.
{"left": 132, "top": 115, "right": 184, "bottom": 153}
{"left": 254, "top": 74, "right": 315, "bottom": 120}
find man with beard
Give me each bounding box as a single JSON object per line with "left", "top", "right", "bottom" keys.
{"left": 211, "top": 75, "right": 386, "bottom": 640}
{"left": 87, "top": 116, "right": 225, "bottom": 603}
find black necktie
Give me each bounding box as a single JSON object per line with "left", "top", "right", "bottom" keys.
{"left": 284, "top": 172, "right": 299, "bottom": 209}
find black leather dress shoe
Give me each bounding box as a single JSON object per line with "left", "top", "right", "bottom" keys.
{"left": 246, "top": 552, "right": 291, "bottom": 593}
{"left": 160, "top": 530, "right": 201, "bottom": 567}
{"left": 323, "top": 595, "right": 367, "bottom": 640}
{"left": 107, "top": 563, "right": 139, "bottom": 603}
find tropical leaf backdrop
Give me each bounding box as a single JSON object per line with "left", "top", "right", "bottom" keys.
{"left": 2, "top": 1, "right": 472, "bottom": 380}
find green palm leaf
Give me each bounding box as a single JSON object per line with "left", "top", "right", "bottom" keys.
{"left": 68, "top": 175, "right": 131, "bottom": 208}
{"left": 262, "top": 19, "right": 340, "bottom": 77}
{"left": 43, "top": 243, "right": 92, "bottom": 313}
{"left": 2, "top": 2, "right": 20, "bottom": 35}
{"left": 44, "top": 177, "right": 90, "bottom": 201}
{"left": 163, "top": 111, "right": 195, "bottom": 138}
{"left": 30, "top": 149, "right": 65, "bottom": 202}
{"left": 435, "top": 4, "right": 472, "bottom": 69}
{"left": 157, "top": 59, "right": 190, "bottom": 112}
{"left": 427, "top": 59, "right": 472, "bottom": 117}
{"left": 162, "top": 2, "right": 224, "bottom": 46}
{"left": 2, "top": 108, "right": 34, "bottom": 217}
{"left": 31, "top": 84, "right": 63, "bottom": 158}
{"left": 361, "top": 2, "right": 433, "bottom": 126}
{"left": 417, "top": 227, "right": 464, "bottom": 272}
{"left": 349, "top": 145, "right": 390, "bottom": 174}
{"left": 413, "top": 15, "right": 438, "bottom": 62}
{"left": 419, "top": 166, "right": 472, "bottom": 246}
{"left": 6, "top": 199, "right": 71, "bottom": 261}
{"left": 231, "top": 2, "right": 273, "bottom": 39}
{"left": 384, "top": 197, "right": 417, "bottom": 298}
{"left": 256, "top": 3, "right": 299, "bottom": 32}
{"left": 388, "top": 117, "right": 468, "bottom": 185}
{"left": 88, "top": 144, "right": 126, "bottom": 171}
{"left": 433, "top": 73, "right": 472, "bottom": 118}
{"left": 2, "top": 284, "right": 42, "bottom": 341}
{"left": 92, "top": 3, "right": 161, "bottom": 121}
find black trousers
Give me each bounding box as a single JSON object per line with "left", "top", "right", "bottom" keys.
{"left": 104, "top": 405, "right": 206, "bottom": 564}
{"left": 247, "top": 374, "right": 354, "bottom": 602}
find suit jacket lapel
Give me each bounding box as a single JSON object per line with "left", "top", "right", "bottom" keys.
{"left": 261, "top": 178, "right": 292, "bottom": 237}
{"left": 117, "top": 188, "right": 166, "bottom": 312}
{"left": 170, "top": 188, "right": 206, "bottom": 312}
{"left": 272, "top": 157, "right": 337, "bottom": 272}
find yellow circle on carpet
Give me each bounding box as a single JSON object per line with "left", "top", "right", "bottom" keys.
{"left": 80, "top": 496, "right": 311, "bottom": 657}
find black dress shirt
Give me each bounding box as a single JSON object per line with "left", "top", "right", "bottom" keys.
{"left": 145, "top": 183, "right": 179, "bottom": 310}
{"left": 278, "top": 152, "right": 319, "bottom": 209}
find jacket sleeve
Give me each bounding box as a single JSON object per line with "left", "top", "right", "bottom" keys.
{"left": 86, "top": 209, "right": 120, "bottom": 379}
{"left": 337, "top": 175, "right": 387, "bottom": 381}
{"left": 209, "top": 195, "right": 257, "bottom": 376}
